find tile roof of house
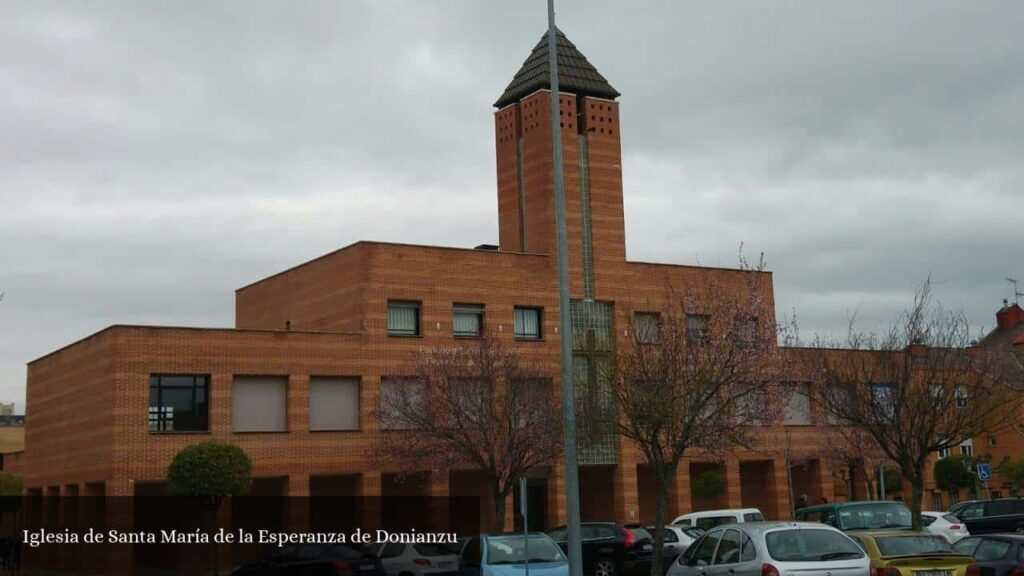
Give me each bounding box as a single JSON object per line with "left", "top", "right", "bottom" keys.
{"left": 494, "top": 28, "right": 619, "bottom": 108}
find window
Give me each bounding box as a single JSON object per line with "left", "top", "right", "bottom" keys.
{"left": 514, "top": 307, "right": 542, "bottom": 339}
{"left": 870, "top": 383, "right": 896, "bottom": 421}
{"left": 309, "top": 377, "right": 360, "bottom": 431}
{"left": 783, "top": 383, "right": 812, "bottom": 426}
{"left": 690, "top": 531, "right": 721, "bottom": 566}
{"left": 737, "top": 317, "right": 758, "bottom": 347}
{"left": 149, "top": 375, "right": 209, "bottom": 432}
{"left": 765, "top": 529, "right": 864, "bottom": 562}
{"left": 453, "top": 304, "right": 484, "bottom": 338}
{"left": 931, "top": 492, "right": 943, "bottom": 511}
{"left": 634, "top": 312, "right": 660, "bottom": 344}
{"left": 379, "top": 377, "right": 425, "bottom": 430}
{"left": 387, "top": 300, "right": 420, "bottom": 336}
{"left": 937, "top": 444, "right": 951, "bottom": 459}
{"left": 955, "top": 386, "right": 968, "bottom": 409}
{"left": 713, "top": 529, "right": 742, "bottom": 565}
{"left": 232, "top": 376, "right": 288, "bottom": 432}
{"left": 736, "top": 383, "right": 769, "bottom": 425}
{"left": 959, "top": 440, "right": 973, "bottom": 456}
{"left": 686, "top": 314, "right": 710, "bottom": 345}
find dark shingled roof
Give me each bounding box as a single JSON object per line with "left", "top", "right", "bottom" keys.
{"left": 494, "top": 28, "right": 619, "bottom": 108}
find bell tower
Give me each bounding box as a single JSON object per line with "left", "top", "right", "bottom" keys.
{"left": 494, "top": 29, "right": 625, "bottom": 300}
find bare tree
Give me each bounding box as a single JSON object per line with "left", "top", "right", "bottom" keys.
{"left": 598, "top": 266, "right": 794, "bottom": 576}
{"left": 812, "top": 279, "right": 1020, "bottom": 530}
{"left": 376, "top": 334, "right": 562, "bottom": 532}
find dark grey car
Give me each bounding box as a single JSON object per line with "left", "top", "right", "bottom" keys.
{"left": 665, "top": 522, "right": 869, "bottom": 576}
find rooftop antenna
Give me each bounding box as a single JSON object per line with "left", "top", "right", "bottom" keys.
{"left": 1009, "top": 277, "right": 1022, "bottom": 306}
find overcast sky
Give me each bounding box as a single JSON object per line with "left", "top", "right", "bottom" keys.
{"left": 2, "top": 1, "right": 1022, "bottom": 410}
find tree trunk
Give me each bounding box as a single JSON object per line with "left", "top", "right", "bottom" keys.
{"left": 493, "top": 481, "right": 507, "bottom": 533}
{"left": 909, "top": 477, "right": 924, "bottom": 532}
{"left": 649, "top": 471, "right": 671, "bottom": 576}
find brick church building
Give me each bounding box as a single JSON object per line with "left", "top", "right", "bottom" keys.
{"left": 15, "top": 29, "right": 843, "bottom": 533}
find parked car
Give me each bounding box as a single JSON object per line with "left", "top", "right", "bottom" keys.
{"left": 848, "top": 531, "right": 979, "bottom": 576}
{"left": 232, "top": 543, "right": 385, "bottom": 576}
{"left": 547, "top": 522, "right": 653, "bottom": 576}
{"left": 921, "top": 511, "right": 971, "bottom": 544}
{"left": 949, "top": 498, "right": 1024, "bottom": 535}
{"left": 646, "top": 526, "right": 703, "bottom": 567}
{"left": 794, "top": 500, "right": 913, "bottom": 531}
{"left": 670, "top": 508, "right": 764, "bottom": 530}
{"left": 952, "top": 534, "right": 1024, "bottom": 576}
{"left": 370, "top": 542, "right": 459, "bottom": 576}
{"left": 458, "top": 533, "right": 567, "bottom": 576}
{"left": 667, "top": 521, "right": 869, "bottom": 576}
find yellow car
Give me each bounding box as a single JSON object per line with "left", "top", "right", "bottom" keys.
{"left": 849, "top": 531, "right": 979, "bottom": 576}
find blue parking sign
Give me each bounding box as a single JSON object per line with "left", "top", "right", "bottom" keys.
{"left": 977, "top": 463, "right": 991, "bottom": 482}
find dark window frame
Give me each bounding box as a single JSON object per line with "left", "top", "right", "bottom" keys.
{"left": 514, "top": 306, "right": 543, "bottom": 340}
{"left": 634, "top": 311, "right": 661, "bottom": 344}
{"left": 686, "top": 314, "right": 710, "bottom": 346}
{"left": 387, "top": 300, "right": 421, "bottom": 337}
{"left": 148, "top": 374, "right": 210, "bottom": 433}
{"left": 453, "top": 303, "right": 485, "bottom": 338}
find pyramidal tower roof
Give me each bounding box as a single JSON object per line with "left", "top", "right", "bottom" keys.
{"left": 494, "top": 28, "right": 620, "bottom": 108}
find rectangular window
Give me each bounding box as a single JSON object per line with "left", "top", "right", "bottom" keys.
{"left": 937, "top": 445, "right": 951, "bottom": 459}
{"left": 634, "top": 312, "right": 660, "bottom": 344}
{"left": 931, "top": 492, "right": 943, "bottom": 511}
{"left": 379, "top": 377, "right": 426, "bottom": 430}
{"left": 309, "top": 377, "right": 360, "bottom": 431}
{"left": 959, "top": 440, "right": 973, "bottom": 456}
{"left": 453, "top": 304, "right": 484, "bottom": 338}
{"left": 783, "top": 382, "right": 813, "bottom": 426}
{"left": 871, "top": 382, "right": 896, "bottom": 420}
{"left": 686, "top": 314, "right": 710, "bottom": 345}
{"left": 232, "top": 376, "right": 288, "bottom": 432}
{"left": 387, "top": 300, "right": 420, "bottom": 336}
{"left": 738, "top": 317, "right": 758, "bottom": 346}
{"left": 149, "top": 375, "right": 209, "bottom": 432}
{"left": 514, "top": 307, "right": 542, "bottom": 340}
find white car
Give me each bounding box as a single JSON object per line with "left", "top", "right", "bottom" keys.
{"left": 372, "top": 542, "right": 460, "bottom": 576}
{"left": 921, "top": 511, "right": 970, "bottom": 544}
{"left": 648, "top": 525, "right": 705, "bottom": 565}
{"left": 671, "top": 508, "right": 764, "bottom": 531}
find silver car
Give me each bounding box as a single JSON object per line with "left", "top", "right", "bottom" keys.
{"left": 666, "top": 521, "right": 869, "bottom": 576}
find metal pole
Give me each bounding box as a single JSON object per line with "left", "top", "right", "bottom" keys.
{"left": 546, "top": 4, "right": 582, "bottom": 576}
{"left": 521, "top": 478, "right": 530, "bottom": 576}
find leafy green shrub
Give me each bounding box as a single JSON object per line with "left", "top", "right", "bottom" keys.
{"left": 167, "top": 442, "right": 252, "bottom": 510}
{"left": 0, "top": 472, "right": 22, "bottom": 497}
{"left": 692, "top": 470, "right": 727, "bottom": 500}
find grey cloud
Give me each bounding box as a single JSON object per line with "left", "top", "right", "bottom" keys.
{"left": 2, "top": 0, "right": 1022, "bottom": 411}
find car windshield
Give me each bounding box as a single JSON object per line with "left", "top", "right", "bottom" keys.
{"left": 487, "top": 536, "right": 565, "bottom": 565}
{"left": 414, "top": 543, "right": 453, "bottom": 556}
{"left": 765, "top": 529, "right": 864, "bottom": 562}
{"left": 874, "top": 535, "right": 953, "bottom": 557}
{"left": 837, "top": 503, "right": 912, "bottom": 530}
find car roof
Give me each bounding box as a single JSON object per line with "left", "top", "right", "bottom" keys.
{"left": 678, "top": 508, "right": 761, "bottom": 516}
{"left": 798, "top": 500, "right": 902, "bottom": 513}
{"left": 699, "top": 521, "right": 843, "bottom": 536}
{"left": 849, "top": 530, "right": 936, "bottom": 538}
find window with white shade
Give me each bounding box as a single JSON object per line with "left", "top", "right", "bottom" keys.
{"left": 686, "top": 314, "right": 710, "bottom": 345}
{"left": 387, "top": 301, "right": 420, "bottom": 336}
{"left": 514, "top": 307, "right": 542, "bottom": 340}
{"left": 634, "top": 312, "right": 660, "bottom": 344}
{"left": 453, "top": 304, "right": 484, "bottom": 338}
{"left": 379, "top": 377, "right": 426, "bottom": 430}
{"left": 233, "top": 376, "right": 287, "bottom": 432}
{"left": 309, "top": 377, "right": 360, "bottom": 431}
{"left": 783, "top": 382, "right": 812, "bottom": 425}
